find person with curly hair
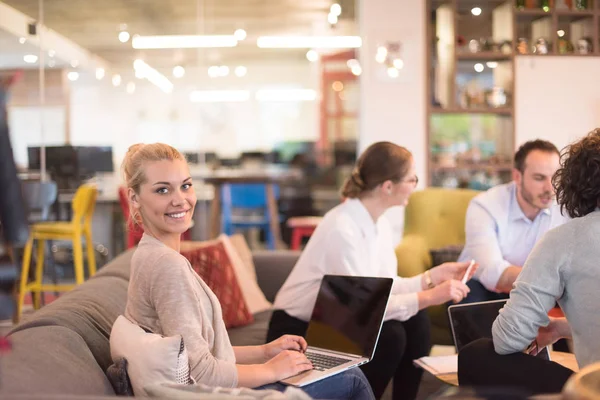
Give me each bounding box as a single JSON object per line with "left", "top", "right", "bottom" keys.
{"left": 458, "top": 129, "right": 600, "bottom": 395}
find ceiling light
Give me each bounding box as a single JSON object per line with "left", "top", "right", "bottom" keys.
{"left": 474, "top": 63, "right": 484, "bottom": 72}
{"left": 96, "top": 67, "right": 105, "bottom": 80}
{"left": 70, "top": 60, "right": 79, "bottom": 68}
{"left": 112, "top": 74, "right": 122, "bottom": 87}
{"left": 376, "top": 46, "right": 388, "bottom": 63}
{"left": 173, "top": 65, "right": 185, "bottom": 78}
{"left": 471, "top": 7, "right": 482, "bottom": 16}
{"left": 207, "top": 66, "right": 220, "bottom": 78}
{"left": 332, "top": 81, "right": 344, "bottom": 92}
{"left": 48, "top": 59, "right": 56, "bottom": 68}
{"left": 23, "top": 54, "right": 38, "bottom": 64}
{"left": 132, "top": 35, "right": 237, "bottom": 49}
{"left": 255, "top": 89, "right": 317, "bottom": 102}
{"left": 387, "top": 67, "right": 399, "bottom": 78}
{"left": 234, "top": 66, "right": 247, "bottom": 77}
{"left": 19, "top": 37, "right": 26, "bottom": 44}
{"left": 126, "top": 82, "right": 136, "bottom": 94}
{"left": 306, "top": 49, "right": 319, "bottom": 62}
{"left": 67, "top": 71, "right": 79, "bottom": 81}
{"left": 219, "top": 66, "right": 230, "bottom": 77}
{"left": 134, "top": 59, "right": 174, "bottom": 93}
{"left": 256, "top": 36, "right": 362, "bottom": 49}
{"left": 393, "top": 58, "right": 404, "bottom": 69}
{"left": 351, "top": 65, "right": 362, "bottom": 76}
{"left": 48, "top": 49, "right": 55, "bottom": 57}
{"left": 234, "top": 29, "right": 247, "bottom": 41}
{"left": 189, "top": 90, "right": 250, "bottom": 103}
{"left": 330, "top": 3, "right": 342, "bottom": 16}
{"left": 486, "top": 61, "right": 499, "bottom": 68}
{"left": 346, "top": 59, "right": 359, "bottom": 68}
{"left": 557, "top": 30, "right": 565, "bottom": 37}
{"left": 328, "top": 13, "right": 338, "bottom": 25}
{"left": 119, "top": 31, "right": 130, "bottom": 43}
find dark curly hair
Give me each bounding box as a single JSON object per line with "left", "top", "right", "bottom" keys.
{"left": 552, "top": 128, "right": 600, "bottom": 218}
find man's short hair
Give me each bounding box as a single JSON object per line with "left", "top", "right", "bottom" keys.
{"left": 514, "top": 140, "right": 559, "bottom": 173}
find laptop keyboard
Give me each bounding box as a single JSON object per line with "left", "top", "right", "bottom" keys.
{"left": 305, "top": 351, "right": 350, "bottom": 371}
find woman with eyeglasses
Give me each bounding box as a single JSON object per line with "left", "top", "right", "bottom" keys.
{"left": 267, "top": 141, "right": 477, "bottom": 400}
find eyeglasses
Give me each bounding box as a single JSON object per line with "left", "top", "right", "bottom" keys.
{"left": 401, "top": 176, "right": 419, "bottom": 187}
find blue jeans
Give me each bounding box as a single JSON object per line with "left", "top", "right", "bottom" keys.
{"left": 257, "top": 368, "right": 375, "bottom": 400}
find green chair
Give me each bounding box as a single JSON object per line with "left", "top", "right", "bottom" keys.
{"left": 395, "top": 188, "right": 480, "bottom": 345}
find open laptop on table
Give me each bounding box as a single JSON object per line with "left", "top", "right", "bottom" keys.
{"left": 448, "top": 299, "right": 550, "bottom": 360}
{"left": 281, "top": 275, "right": 393, "bottom": 387}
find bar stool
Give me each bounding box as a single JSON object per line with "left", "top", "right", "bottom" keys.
{"left": 16, "top": 184, "right": 98, "bottom": 322}
{"left": 287, "top": 216, "right": 323, "bottom": 250}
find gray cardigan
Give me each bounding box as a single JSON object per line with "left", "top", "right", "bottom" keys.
{"left": 492, "top": 210, "right": 600, "bottom": 368}
{"left": 125, "top": 234, "right": 238, "bottom": 387}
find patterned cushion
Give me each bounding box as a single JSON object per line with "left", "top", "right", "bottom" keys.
{"left": 181, "top": 242, "right": 254, "bottom": 329}
{"left": 110, "top": 315, "right": 194, "bottom": 397}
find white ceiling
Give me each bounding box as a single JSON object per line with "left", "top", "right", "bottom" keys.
{"left": 1, "top": 0, "right": 357, "bottom": 70}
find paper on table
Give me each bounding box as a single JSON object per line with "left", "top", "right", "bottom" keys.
{"left": 413, "top": 355, "right": 458, "bottom": 375}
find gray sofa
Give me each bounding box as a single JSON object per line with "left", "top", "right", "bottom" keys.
{"left": 0, "top": 248, "right": 300, "bottom": 397}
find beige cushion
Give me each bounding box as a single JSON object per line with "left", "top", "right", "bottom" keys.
{"left": 219, "top": 234, "right": 272, "bottom": 314}
{"left": 110, "top": 315, "right": 193, "bottom": 396}
{"left": 229, "top": 234, "right": 257, "bottom": 282}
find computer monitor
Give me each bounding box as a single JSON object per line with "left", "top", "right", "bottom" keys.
{"left": 27, "top": 146, "right": 41, "bottom": 170}
{"left": 76, "top": 146, "right": 114, "bottom": 174}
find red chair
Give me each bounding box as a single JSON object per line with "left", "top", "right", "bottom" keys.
{"left": 118, "top": 187, "right": 192, "bottom": 249}
{"left": 287, "top": 216, "right": 323, "bottom": 250}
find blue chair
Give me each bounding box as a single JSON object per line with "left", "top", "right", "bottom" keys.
{"left": 221, "top": 183, "right": 280, "bottom": 250}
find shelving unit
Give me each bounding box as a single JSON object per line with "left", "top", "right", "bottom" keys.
{"left": 426, "top": 0, "right": 599, "bottom": 189}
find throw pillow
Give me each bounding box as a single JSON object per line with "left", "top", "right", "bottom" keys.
{"left": 219, "top": 234, "right": 272, "bottom": 314}
{"left": 110, "top": 315, "right": 194, "bottom": 397}
{"left": 181, "top": 241, "right": 254, "bottom": 328}
{"left": 229, "top": 233, "right": 257, "bottom": 282}
{"left": 429, "top": 245, "right": 464, "bottom": 268}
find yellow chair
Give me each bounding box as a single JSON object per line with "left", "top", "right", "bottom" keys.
{"left": 395, "top": 188, "right": 480, "bottom": 344}
{"left": 16, "top": 184, "right": 98, "bottom": 321}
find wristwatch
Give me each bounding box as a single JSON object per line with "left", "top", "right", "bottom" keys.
{"left": 424, "top": 270, "right": 435, "bottom": 289}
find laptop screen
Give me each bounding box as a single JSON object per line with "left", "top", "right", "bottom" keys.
{"left": 448, "top": 299, "right": 507, "bottom": 352}
{"left": 305, "top": 275, "right": 393, "bottom": 358}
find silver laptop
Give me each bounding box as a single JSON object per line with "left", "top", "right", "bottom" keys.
{"left": 281, "top": 275, "right": 393, "bottom": 387}
{"left": 448, "top": 299, "right": 551, "bottom": 360}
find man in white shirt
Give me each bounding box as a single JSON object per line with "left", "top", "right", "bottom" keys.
{"left": 458, "top": 139, "right": 569, "bottom": 303}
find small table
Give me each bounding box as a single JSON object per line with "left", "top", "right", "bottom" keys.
{"left": 434, "top": 351, "right": 579, "bottom": 387}
{"left": 196, "top": 168, "right": 300, "bottom": 250}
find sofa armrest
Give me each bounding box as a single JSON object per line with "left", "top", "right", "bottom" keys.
{"left": 395, "top": 234, "right": 433, "bottom": 278}
{"left": 252, "top": 250, "right": 301, "bottom": 303}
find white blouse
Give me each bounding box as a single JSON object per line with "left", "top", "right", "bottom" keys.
{"left": 274, "top": 198, "right": 423, "bottom": 322}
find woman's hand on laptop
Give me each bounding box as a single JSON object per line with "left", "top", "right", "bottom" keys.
{"left": 263, "top": 350, "right": 313, "bottom": 381}
{"left": 263, "top": 334, "right": 308, "bottom": 361}
{"left": 430, "top": 261, "right": 479, "bottom": 286}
